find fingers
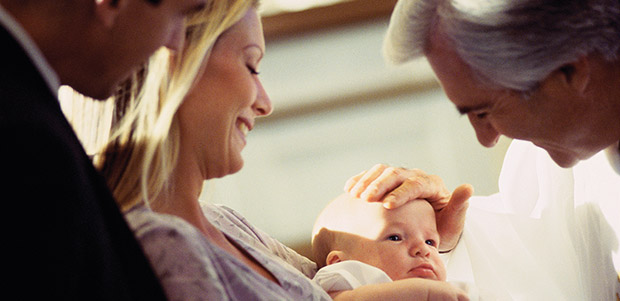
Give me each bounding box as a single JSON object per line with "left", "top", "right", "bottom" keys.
{"left": 345, "top": 165, "right": 473, "bottom": 252}
{"left": 381, "top": 171, "right": 451, "bottom": 209}
{"left": 359, "top": 166, "right": 409, "bottom": 203}
{"left": 345, "top": 164, "right": 389, "bottom": 197}
{"left": 343, "top": 171, "right": 365, "bottom": 192}
{"left": 456, "top": 291, "right": 469, "bottom": 301}
{"left": 344, "top": 164, "right": 454, "bottom": 210}
{"left": 346, "top": 164, "right": 404, "bottom": 199}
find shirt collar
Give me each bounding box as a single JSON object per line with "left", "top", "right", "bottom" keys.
{"left": 0, "top": 4, "right": 60, "bottom": 97}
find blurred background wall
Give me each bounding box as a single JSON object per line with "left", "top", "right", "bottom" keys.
{"left": 204, "top": 0, "right": 511, "bottom": 259}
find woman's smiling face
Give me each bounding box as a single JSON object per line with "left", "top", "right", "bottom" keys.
{"left": 177, "top": 8, "right": 272, "bottom": 179}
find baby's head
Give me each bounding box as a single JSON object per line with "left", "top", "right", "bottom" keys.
{"left": 312, "top": 194, "right": 446, "bottom": 281}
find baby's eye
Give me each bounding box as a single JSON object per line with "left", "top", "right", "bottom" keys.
{"left": 387, "top": 235, "right": 402, "bottom": 242}
{"left": 425, "top": 239, "right": 437, "bottom": 247}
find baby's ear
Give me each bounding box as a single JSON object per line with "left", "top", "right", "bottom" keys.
{"left": 326, "top": 250, "right": 347, "bottom": 266}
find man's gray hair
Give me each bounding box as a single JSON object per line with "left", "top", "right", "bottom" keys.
{"left": 384, "top": 0, "right": 620, "bottom": 92}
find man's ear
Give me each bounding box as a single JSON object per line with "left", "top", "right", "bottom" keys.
{"left": 94, "top": 0, "right": 126, "bottom": 28}
{"left": 326, "top": 250, "right": 347, "bottom": 266}
{"left": 557, "top": 55, "right": 591, "bottom": 95}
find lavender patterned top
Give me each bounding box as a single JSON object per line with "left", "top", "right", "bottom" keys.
{"left": 126, "top": 203, "right": 331, "bottom": 301}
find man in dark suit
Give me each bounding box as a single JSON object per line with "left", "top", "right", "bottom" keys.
{"left": 0, "top": 0, "right": 206, "bottom": 299}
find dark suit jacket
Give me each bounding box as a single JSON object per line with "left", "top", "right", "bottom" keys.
{"left": 0, "top": 25, "right": 166, "bottom": 300}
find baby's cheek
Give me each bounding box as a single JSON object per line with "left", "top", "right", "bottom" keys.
{"left": 436, "top": 261, "right": 448, "bottom": 281}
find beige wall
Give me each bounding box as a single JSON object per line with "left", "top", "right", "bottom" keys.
{"left": 203, "top": 17, "right": 510, "bottom": 258}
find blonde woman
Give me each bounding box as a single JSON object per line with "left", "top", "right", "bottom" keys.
{"left": 62, "top": 0, "right": 471, "bottom": 299}
{"left": 63, "top": 0, "right": 333, "bottom": 299}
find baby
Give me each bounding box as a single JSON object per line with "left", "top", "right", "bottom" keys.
{"left": 311, "top": 194, "right": 474, "bottom": 300}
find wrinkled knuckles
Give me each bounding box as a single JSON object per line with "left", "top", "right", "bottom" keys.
{"left": 405, "top": 177, "right": 426, "bottom": 190}
{"left": 370, "top": 163, "right": 388, "bottom": 171}
{"left": 383, "top": 166, "right": 402, "bottom": 178}
{"left": 362, "top": 184, "right": 382, "bottom": 199}
{"left": 428, "top": 174, "right": 446, "bottom": 186}
{"left": 410, "top": 168, "right": 425, "bottom": 175}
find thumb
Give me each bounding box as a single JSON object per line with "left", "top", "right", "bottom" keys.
{"left": 449, "top": 183, "right": 473, "bottom": 211}
{"left": 437, "top": 183, "right": 473, "bottom": 251}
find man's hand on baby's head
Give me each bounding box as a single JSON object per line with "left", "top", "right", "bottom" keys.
{"left": 344, "top": 164, "right": 473, "bottom": 252}
{"left": 345, "top": 164, "right": 451, "bottom": 209}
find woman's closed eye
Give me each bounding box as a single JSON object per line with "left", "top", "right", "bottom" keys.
{"left": 247, "top": 65, "right": 260, "bottom": 75}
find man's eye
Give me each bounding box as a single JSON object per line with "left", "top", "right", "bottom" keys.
{"left": 473, "top": 112, "right": 488, "bottom": 119}
{"left": 387, "top": 235, "right": 402, "bottom": 241}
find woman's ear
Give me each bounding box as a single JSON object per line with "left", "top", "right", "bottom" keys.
{"left": 94, "top": 0, "right": 126, "bottom": 28}
{"left": 557, "top": 55, "right": 591, "bottom": 95}
{"left": 326, "top": 250, "right": 347, "bottom": 266}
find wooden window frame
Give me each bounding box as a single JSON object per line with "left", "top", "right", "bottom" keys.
{"left": 262, "top": 0, "right": 397, "bottom": 42}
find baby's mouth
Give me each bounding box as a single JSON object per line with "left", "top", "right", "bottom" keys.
{"left": 408, "top": 263, "right": 437, "bottom": 279}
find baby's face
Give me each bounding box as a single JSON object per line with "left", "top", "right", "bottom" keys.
{"left": 340, "top": 200, "right": 446, "bottom": 281}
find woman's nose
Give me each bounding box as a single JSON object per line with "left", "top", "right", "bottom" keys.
{"left": 253, "top": 80, "right": 273, "bottom": 117}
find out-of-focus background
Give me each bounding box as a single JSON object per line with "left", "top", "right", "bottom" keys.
{"left": 204, "top": 0, "right": 511, "bottom": 259}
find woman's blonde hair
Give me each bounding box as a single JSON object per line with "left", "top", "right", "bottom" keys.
{"left": 62, "top": 0, "right": 259, "bottom": 211}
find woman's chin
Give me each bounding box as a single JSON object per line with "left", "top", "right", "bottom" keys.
{"left": 226, "top": 159, "right": 244, "bottom": 177}
{"left": 206, "top": 161, "right": 243, "bottom": 180}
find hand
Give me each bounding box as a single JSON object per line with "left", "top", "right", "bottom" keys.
{"left": 332, "top": 277, "right": 470, "bottom": 301}
{"left": 426, "top": 280, "right": 470, "bottom": 301}
{"left": 345, "top": 164, "right": 451, "bottom": 208}
{"left": 344, "top": 164, "right": 473, "bottom": 251}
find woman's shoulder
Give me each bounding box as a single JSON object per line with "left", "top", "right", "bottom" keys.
{"left": 202, "top": 203, "right": 258, "bottom": 238}
{"left": 125, "top": 205, "right": 214, "bottom": 261}
{"left": 126, "top": 205, "right": 203, "bottom": 241}
{"left": 124, "top": 205, "right": 230, "bottom": 299}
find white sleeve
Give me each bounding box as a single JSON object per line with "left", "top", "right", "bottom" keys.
{"left": 445, "top": 139, "right": 620, "bottom": 300}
